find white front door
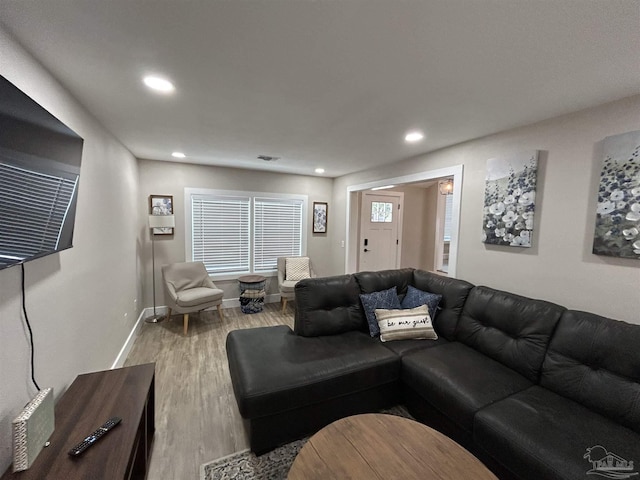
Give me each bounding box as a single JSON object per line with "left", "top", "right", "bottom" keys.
{"left": 358, "top": 192, "right": 403, "bottom": 271}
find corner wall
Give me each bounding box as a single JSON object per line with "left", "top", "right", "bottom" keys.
{"left": 332, "top": 95, "right": 640, "bottom": 324}
{"left": 0, "top": 28, "right": 142, "bottom": 472}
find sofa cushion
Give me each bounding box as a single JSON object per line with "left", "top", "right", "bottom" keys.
{"left": 360, "top": 287, "right": 402, "bottom": 337}
{"left": 354, "top": 268, "right": 415, "bottom": 295}
{"left": 376, "top": 305, "right": 437, "bottom": 342}
{"left": 474, "top": 385, "right": 640, "bottom": 480}
{"left": 541, "top": 310, "right": 640, "bottom": 433}
{"left": 402, "top": 342, "right": 532, "bottom": 431}
{"left": 294, "top": 275, "right": 365, "bottom": 336}
{"left": 279, "top": 279, "right": 297, "bottom": 294}
{"left": 456, "top": 286, "right": 565, "bottom": 383}
{"left": 400, "top": 285, "right": 442, "bottom": 319}
{"left": 226, "top": 326, "right": 400, "bottom": 419}
{"left": 380, "top": 336, "right": 450, "bottom": 356}
{"left": 175, "top": 286, "right": 223, "bottom": 307}
{"left": 411, "top": 270, "right": 474, "bottom": 341}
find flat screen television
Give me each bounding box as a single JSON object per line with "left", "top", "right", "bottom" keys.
{"left": 0, "top": 75, "right": 84, "bottom": 270}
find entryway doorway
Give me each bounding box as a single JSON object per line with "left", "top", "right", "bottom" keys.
{"left": 345, "top": 165, "right": 463, "bottom": 277}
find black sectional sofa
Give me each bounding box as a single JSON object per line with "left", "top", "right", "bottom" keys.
{"left": 226, "top": 268, "right": 640, "bottom": 479}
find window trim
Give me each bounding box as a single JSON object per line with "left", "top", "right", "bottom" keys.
{"left": 185, "top": 188, "right": 308, "bottom": 280}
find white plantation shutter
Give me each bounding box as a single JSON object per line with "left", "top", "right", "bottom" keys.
{"left": 443, "top": 194, "right": 453, "bottom": 242}
{"left": 253, "top": 197, "right": 303, "bottom": 272}
{"left": 0, "top": 162, "right": 78, "bottom": 266}
{"left": 187, "top": 189, "right": 307, "bottom": 276}
{"left": 191, "top": 194, "right": 250, "bottom": 275}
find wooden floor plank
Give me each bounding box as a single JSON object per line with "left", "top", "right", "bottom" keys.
{"left": 124, "top": 303, "right": 294, "bottom": 480}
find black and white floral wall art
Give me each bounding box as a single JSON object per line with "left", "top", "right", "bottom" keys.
{"left": 313, "top": 202, "right": 328, "bottom": 233}
{"left": 592, "top": 130, "right": 640, "bottom": 260}
{"left": 482, "top": 151, "right": 538, "bottom": 248}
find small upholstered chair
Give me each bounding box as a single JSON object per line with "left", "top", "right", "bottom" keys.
{"left": 277, "top": 256, "right": 314, "bottom": 313}
{"left": 162, "top": 261, "right": 224, "bottom": 335}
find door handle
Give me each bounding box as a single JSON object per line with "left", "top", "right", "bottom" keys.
{"left": 364, "top": 248, "right": 370, "bottom": 252}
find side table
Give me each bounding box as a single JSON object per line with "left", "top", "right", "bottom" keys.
{"left": 238, "top": 275, "right": 266, "bottom": 313}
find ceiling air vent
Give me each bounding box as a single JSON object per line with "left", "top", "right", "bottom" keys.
{"left": 257, "top": 155, "right": 279, "bottom": 162}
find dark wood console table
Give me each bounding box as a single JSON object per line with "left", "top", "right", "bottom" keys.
{"left": 2, "top": 363, "right": 155, "bottom": 480}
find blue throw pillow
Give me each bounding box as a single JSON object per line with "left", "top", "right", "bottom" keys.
{"left": 401, "top": 285, "right": 442, "bottom": 320}
{"left": 360, "top": 287, "right": 402, "bottom": 337}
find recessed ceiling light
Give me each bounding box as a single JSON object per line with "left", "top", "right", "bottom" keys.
{"left": 404, "top": 131, "right": 424, "bottom": 143}
{"left": 315, "top": 168, "right": 325, "bottom": 174}
{"left": 172, "top": 152, "right": 185, "bottom": 158}
{"left": 143, "top": 75, "right": 175, "bottom": 93}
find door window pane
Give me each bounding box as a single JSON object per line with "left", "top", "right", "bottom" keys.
{"left": 371, "top": 202, "right": 393, "bottom": 222}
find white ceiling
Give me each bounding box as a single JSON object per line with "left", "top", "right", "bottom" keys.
{"left": 1, "top": 1, "right": 639, "bottom": 178}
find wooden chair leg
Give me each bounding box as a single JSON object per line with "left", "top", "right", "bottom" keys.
{"left": 282, "top": 298, "right": 288, "bottom": 313}
{"left": 166, "top": 308, "right": 172, "bottom": 321}
{"left": 183, "top": 313, "right": 189, "bottom": 335}
{"left": 217, "top": 304, "right": 224, "bottom": 320}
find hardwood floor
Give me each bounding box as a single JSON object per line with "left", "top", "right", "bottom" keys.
{"left": 124, "top": 302, "right": 294, "bottom": 480}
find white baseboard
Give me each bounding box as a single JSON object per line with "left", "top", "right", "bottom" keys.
{"left": 111, "top": 295, "right": 282, "bottom": 368}
{"left": 111, "top": 308, "right": 148, "bottom": 369}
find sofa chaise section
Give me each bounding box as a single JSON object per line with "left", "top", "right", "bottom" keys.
{"left": 226, "top": 326, "right": 400, "bottom": 453}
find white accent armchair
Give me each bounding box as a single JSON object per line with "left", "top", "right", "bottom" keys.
{"left": 277, "top": 256, "right": 314, "bottom": 313}
{"left": 162, "top": 261, "right": 224, "bottom": 335}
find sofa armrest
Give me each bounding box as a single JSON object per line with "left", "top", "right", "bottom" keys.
{"left": 294, "top": 274, "right": 364, "bottom": 336}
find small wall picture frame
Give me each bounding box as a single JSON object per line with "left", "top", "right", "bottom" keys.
{"left": 313, "top": 202, "right": 328, "bottom": 233}
{"left": 149, "top": 194, "right": 174, "bottom": 235}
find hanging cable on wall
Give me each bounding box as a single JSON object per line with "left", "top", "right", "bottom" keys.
{"left": 21, "top": 263, "right": 41, "bottom": 391}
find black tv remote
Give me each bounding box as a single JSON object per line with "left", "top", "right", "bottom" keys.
{"left": 68, "top": 417, "right": 122, "bottom": 456}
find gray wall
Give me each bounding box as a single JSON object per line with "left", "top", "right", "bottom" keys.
{"left": 396, "top": 185, "right": 438, "bottom": 271}
{"left": 0, "top": 27, "right": 142, "bottom": 472}
{"left": 137, "top": 159, "right": 334, "bottom": 306}
{"left": 332, "top": 95, "right": 640, "bottom": 324}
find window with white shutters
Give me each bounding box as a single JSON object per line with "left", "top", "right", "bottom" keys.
{"left": 187, "top": 189, "right": 307, "bottom": 277}
{"left": 191, "top": 194, "right": 250, "bottom": 275}
{"left": 253, "top": 197, "right": 303, "bottom": 272}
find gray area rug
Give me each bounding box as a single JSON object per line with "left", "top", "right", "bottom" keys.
{"left": 200, "top": 405, "right": 413, "bottom": 480}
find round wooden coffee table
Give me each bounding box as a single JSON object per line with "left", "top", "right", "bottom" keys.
{"left": 288, "top": 413, "right": 497, "bottom": 480}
